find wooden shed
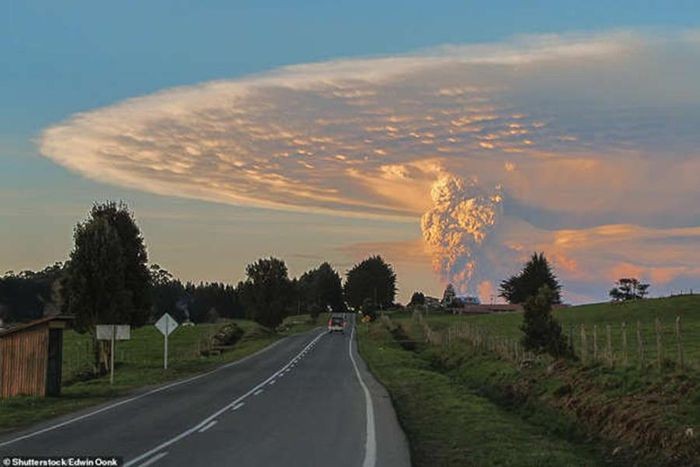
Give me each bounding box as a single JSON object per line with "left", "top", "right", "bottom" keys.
{"left": 0, "top": 315, "right": 72, "bottom": 398}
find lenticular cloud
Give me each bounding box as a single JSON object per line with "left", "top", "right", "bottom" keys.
{"left": 39, "top": 31, "right": 700, "bottom": 298}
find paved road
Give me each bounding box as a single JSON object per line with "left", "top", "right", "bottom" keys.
{"left": 0, "top": 317, "right": 410, "bottom": 467}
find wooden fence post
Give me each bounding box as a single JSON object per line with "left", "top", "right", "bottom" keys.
{"left": 637, "top": 321, "right": 645, "bottom": 370}
{"left": 676, "top": 316, "right": 684, "bottom": 371}
{"left": 655, "top": 318, "right": 663, "bottom": 371}
{"left": 568, "top": 324, "right": 574, "bottom": 353}
{"left": 580, "top": 324, "right": 587, "bottom": 364}
{"left": 621, "top": 322, "right": 628, "bottom": 367}
{"left": 606, "top": 324, "right": 613, "bottom": 367}
{"left": 593, "top": 325, "right": 598, "bottom": 363}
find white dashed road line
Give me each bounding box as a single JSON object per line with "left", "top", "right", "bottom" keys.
{"left": 124, "top": 331, "right": 325, "bottom": 467}
{"left": 198, "top": 421, "right": 217, "bottom": 433}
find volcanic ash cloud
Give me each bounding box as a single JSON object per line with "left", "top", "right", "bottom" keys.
{"left": 37, "top": 30, "right": 700, "bottom": 302}
{"left": 421, "top": 174, "right": 503, "bottom": 295}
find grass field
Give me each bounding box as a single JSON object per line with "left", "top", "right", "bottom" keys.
{"left": 370, "top": 296, "right": 700, "bottom": 464}
{"left": 0, "top": 316, "right": 321, "bottom": 433}
{"left": 418, "top": 295, "right": 700, "bottom": 369}
{"left": 357, "top": 323, "right": 610, "bottom": 466}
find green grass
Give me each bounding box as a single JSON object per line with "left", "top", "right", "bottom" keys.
{"left": 0, "top": 319, "right": 290, "bottom": 433}
{"left": 384, "top": 296, "right": 700, "bottom": 464}
{"left": 358, "top": 323, "right": 608, "bottom": 466}
{"left": 417, "top": 295, "right": 700, "bottom": 368}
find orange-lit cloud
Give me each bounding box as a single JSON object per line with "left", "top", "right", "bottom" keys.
{"left": 38, "top": 31, "right": 700, "bottom": 301}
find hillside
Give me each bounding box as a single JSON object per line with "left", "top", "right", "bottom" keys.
{"left": 426, "top": 295, "right": 700, "bottom": 368}
{"left": 360, "top": 296, "right": 700, "bottom": 465}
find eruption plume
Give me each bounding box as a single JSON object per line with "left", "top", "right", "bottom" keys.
{"left": 420, "top": 174, "right": 503, "bottom": 294}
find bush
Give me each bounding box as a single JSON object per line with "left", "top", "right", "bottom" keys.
{"left": 211, "top": 322, "right": 245, "bottom": 346}
{"left": 520, "top": 285, "right": 571, "bottom": 358}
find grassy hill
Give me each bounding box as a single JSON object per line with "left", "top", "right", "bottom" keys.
{"left": 422, "top": 295, "right": 700, "bottom": 368}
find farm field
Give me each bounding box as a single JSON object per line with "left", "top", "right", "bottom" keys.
{"left": 410, "top": 295, "right": 700, "bottom": 369}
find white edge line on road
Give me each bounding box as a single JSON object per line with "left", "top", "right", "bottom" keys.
{"left": 349, "top": 322, "right": 377, "bottom": 467}
{"left": 124, "top": 331, "right": 325, "bottom": 467}
{"left": 0, "top": 334, "right": 293, "bottom": 449}
{"left": 136, "top": 451, "right": 168, "bottom": 467}
{"left": 197, "top": 420, "right": 218, "bottom": 433}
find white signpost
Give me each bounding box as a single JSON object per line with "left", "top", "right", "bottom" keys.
{"left": 155, "top": 313, "right": 179, "bottom": 369}
{"left": 96, "top": 324, "right": 131, "bottom": 384}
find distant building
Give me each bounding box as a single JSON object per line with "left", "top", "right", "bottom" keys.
{"left": 445, "top": 294, "right": 481, "bottom": 308}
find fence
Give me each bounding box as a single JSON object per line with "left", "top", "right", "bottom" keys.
{"left": 573, "top": 317, "right": 688, "bottom": 370}
{"left": 412, "top": 311, "right": 692, "bottom": 372}
{"left": 62, "top": 327, "right": 220, "bottom": 382}
{"left": 412, "top": 312, "right": 539, "bottom": 365}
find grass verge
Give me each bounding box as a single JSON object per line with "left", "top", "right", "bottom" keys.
{"left": 357, "top": 321, "right": 609, "bottom": 466}
{"left": 0, "top": 318, "right": 301, "bottom": 433}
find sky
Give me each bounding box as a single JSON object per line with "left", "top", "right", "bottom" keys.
{"left": 2, "top": 1, "right": 700, "bottom": 303}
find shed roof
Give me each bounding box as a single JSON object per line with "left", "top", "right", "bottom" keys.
{"left": 0, "top": 315, "right": 73, "bottom": 338}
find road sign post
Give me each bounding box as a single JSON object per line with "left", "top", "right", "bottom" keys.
{"left": 96, "top": 324, "right": 131, "bottom": 385}
{"left": 155, "top": 313, "right": 179, "bottom": 370}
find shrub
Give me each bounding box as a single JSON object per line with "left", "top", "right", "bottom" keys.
{"left": 520, "top": 285, "right": 572, "bottom": 358}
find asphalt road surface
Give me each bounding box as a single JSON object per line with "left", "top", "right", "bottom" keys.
{"left": 0, "top": 316, "right": 410, "bottom": 467}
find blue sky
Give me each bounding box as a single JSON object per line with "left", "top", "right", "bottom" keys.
{"left": 2, "top": 1, "right": 700, "bottom": 302}
{"left": 4, "top": 1, "right": 699, "bottom": 136}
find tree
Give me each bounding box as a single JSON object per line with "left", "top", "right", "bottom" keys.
{"left": 361, "top": 297, "right": 377, "bottom": 321}
{"left": 520, "top": 285, "right": 571, "bottom": 358}
{"left": 499, "top": 253, "right": 562, "bottom": 304}
{"left": 62, "top": 218, "right": 128, "bottom": 374}
{"left": 298, "top": 262, "right": 345, "bottom": 319}
{"left": 238, "top": 257, "right": 294, "bottom": 328}
{"left": 150, "top": 264, "right": 186, "bottom": 322}
{"left": 0, "top": 263, "right": 65, "bottom": 322}
{"left": 343, "top": 256, "right": 397, "bottom": 310}
{"left": 409, "top": 292, "right": 425, "bottom": 306}
{"left": 88, "top": 202, "right": 151, "bottom": 327}
{"left": 185, "top": 281, "right": 243, "bottom": 323}
{"left": 61, "top": 202, "right": 152, "bottom": 374}
{"left": 441, "top": 284, "right": 456, "bottom": 306}
{"left": 609, "top": 278, "right": 650, "bottom": 302}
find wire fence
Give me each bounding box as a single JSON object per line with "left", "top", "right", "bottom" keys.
{"left": 412, "top": 311, "right": 694, "bottom": 372}
{"left": 62, "top": 327, "right": 219, "bottom": 382}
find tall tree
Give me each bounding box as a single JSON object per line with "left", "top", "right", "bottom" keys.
{"left": 238, "top": 257, "right": 294, "bottom": 328}
{"left": 298, "top": 262, "right": 345, "bottom": 319}
{"left": 520, "top": 285, "right": 571, "bottom": 358}
{"left": 62, "top": 202, "right": 152, "bottom": 374}
{"left": 499, "top": 252, "right": 562, "bottom": 304}
{"left": 88, "top": 202, "right": 152, "bottom": 326}
{"left": 343, "top": 255, "right": 396, "bottom": 310}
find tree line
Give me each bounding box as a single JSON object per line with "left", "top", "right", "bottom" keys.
{"left": 1, "top": 202, "right": 397, "bottom": 372}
